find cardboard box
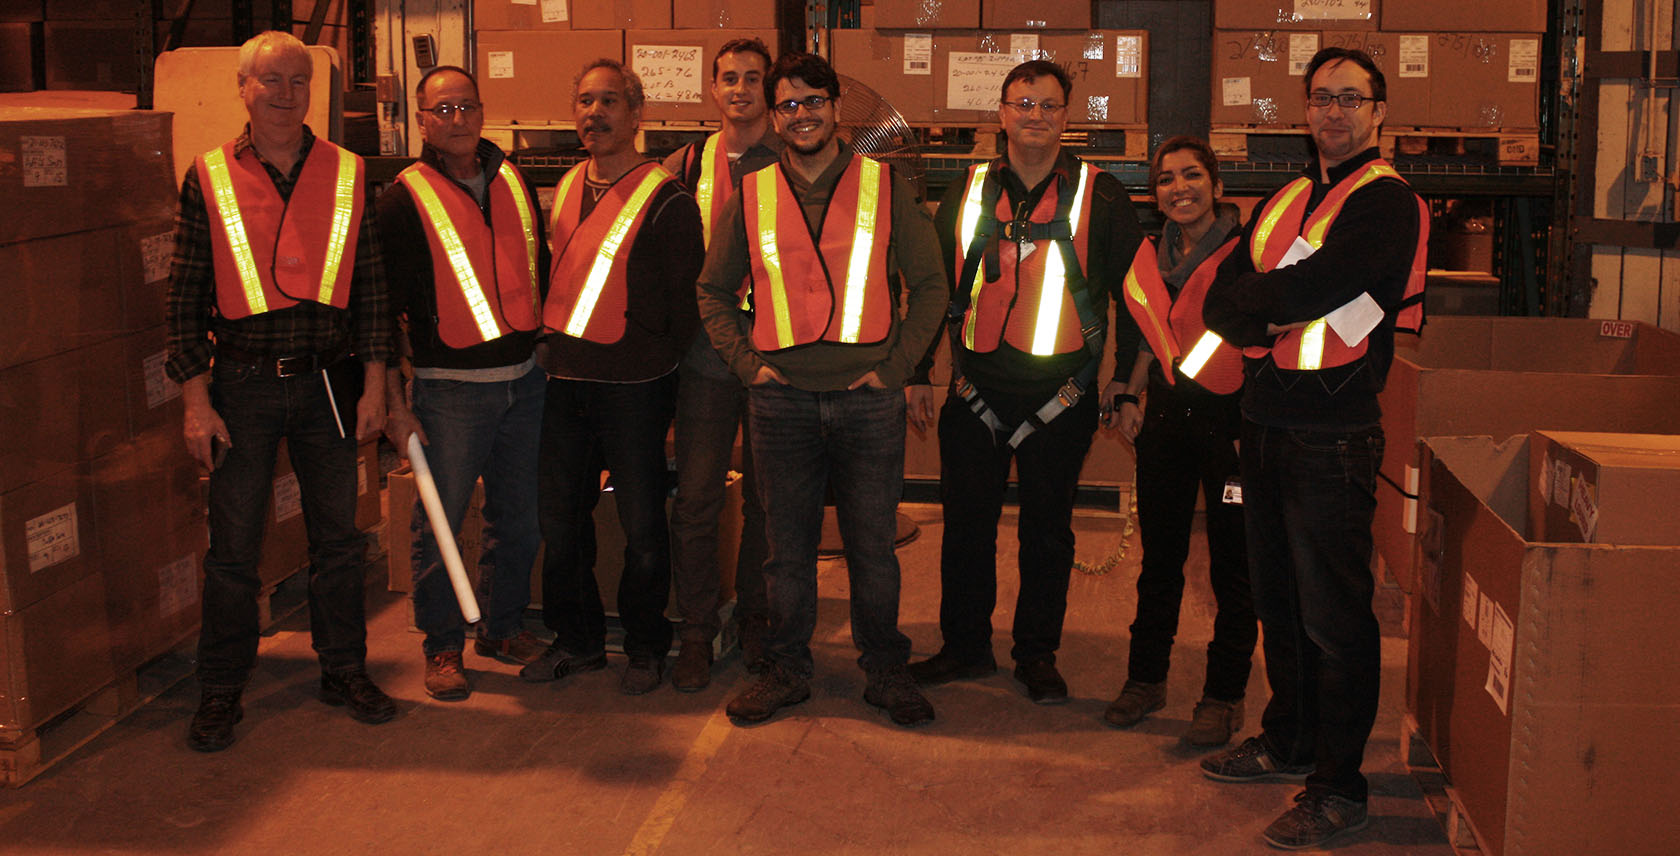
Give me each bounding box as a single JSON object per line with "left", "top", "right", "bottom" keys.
{"left": 254, "top": 438, "right": 380, "bottom": 588}
{"left": 573, "top": 0, "right": 671, "bottom": 30}
{"left": 829, "top": 29, "right": 948, "bottom": 124}
{"left": 1214, "top": 0, "right": 1376, "bottom": 30}
{"left": 1374, "top": 318, "right": 1680, "bottom": 593}
{"left": 0, "top": 464, "right": 97, "bottom": 614}
{"left": 0, "top": 571, "right": 115, "bottom": 733}
{"left": 1382, "top": 0, "right": 1545, "bottom": 33}
{"left": 1319, "top": 30, "right": 1430, "bottom": 128}
{"left": 873, "top": 0, "right": 980, "bottom": 29}
{"left": 0, "top": 108, "right": 176, "bottom": 245}
{"left": 0, "top": 337, "right": 130, "bottom": 493}
{"left": 626, "top": 28, "right": 779, "bottom": 122}
{"left": 934, "top": 31, "right": 1148, "bottom": 127}
{"left": 103, "top": 522, "right": 205, "bottom": 671}
{"left": 42, "top": 20, "right": 141, "bottom": 91}
{"left": 1428, "top": 33, "right": 1540, "bottom": 130}
{"left": 0, "top": 1, "right": 42, "bottom": 22}
{"left": 473, "top": 0, "right": 573, "bottom": 30}
{"left": 1408, "top": 434, "right": 1680, "bottom": 856}
{"left": 673, "top": 0, "right": 775, "bottom": 29}
{"left": 117, "top": 219, "right": 178, "bottom": 334}
{"left": 981, "top": 0, "right": 1089, "bottom": 29}
{"left": 0, "top": 227, "right": 128, "bottom": 373}
{"left": 90, "top": 426, "right": 204, "bottom": 572}
{"left": 475, "top": 29, "right": 626, "bottom": 124}
{"left": 0, "top": 22, "right": 40, "bottom": 92}
{"left": 118, "top": 325, "right": 184, "bottom": 441}
{"left": 1528, "top": 431, "right": 1680, "bottom": 546}
{"left": 1211, "top": 30, "right": 1316, "bottom": 127}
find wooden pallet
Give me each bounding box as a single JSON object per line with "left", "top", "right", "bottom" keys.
{"left": 922, "top": 124, "right": 1150, "bottom": 160}
{"left": 1401, "top": 714, "right": 1487, "bottom": 856}
{"left": 1210, "top": 125, "right": 1540, "bottom": 167}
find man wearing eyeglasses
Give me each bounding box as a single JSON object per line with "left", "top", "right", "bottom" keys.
{"left": 906, "top": 60, "right": 1143, "bottom": 707}
{"left": 523, "top": 60, "right": 705, "bottom": 697}
{"left": 696, "top": 53, "right": 947, "bottom": 727}
{"left": 1201, "top": 47, "right": 1427, "bottom": 850}
{"left": 376, "top": 65, "right": 550, "bottom": 701}
{"left": 166, "top": 31, "right": 394, "bottom": 752}
{"left": 658, "top": 38, "right": 780, "bottom": 690}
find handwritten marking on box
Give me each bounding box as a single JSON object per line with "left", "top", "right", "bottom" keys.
{"left": 634, "top": 45, "right": 704, "bottom": 104}
{"left": 26, "top": 503, "right": 80, "bottom": 572}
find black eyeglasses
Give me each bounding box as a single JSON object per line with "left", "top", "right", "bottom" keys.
{"left": 773, "top": 95, "right": 830, "bottom": 116}
{"left": 1306, "top": 92, "right": 1378, "bottom": 110}
{"left": 1000, "top": 97, "right": 1066, "bottom": 115}
{"left": 420, "top": 103, "right": 482, "bottom": 119}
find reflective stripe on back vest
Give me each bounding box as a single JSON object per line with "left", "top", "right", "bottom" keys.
{"left": 543, "top": 160, "right": 673, "bottom": 344}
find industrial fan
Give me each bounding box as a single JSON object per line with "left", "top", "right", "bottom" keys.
{"left": 834, "top": 74, "right": 928, "bottom": 204}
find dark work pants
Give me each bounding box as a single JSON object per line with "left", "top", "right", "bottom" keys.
{"left": 1242, "top": 418, "right": 1384, "bottom": 803}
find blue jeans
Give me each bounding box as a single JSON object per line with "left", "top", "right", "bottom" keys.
{"left": 935, "top": 390, "right": 1096, "bottom": 665}
{"left": 409, "top": 364, "right": 544, "bottom": 655}
{"left": 537, "top": 374, "right": 676, "bottom": 659}
{"left": 748, "top": 384, "right": 911, "bottom": 677}
{"left": 198, "top": 360, "right": 369, "bottom": 687}
{"left": 671, "top": 365, "right": 768, "bottom": 643}
{"left": 1242, "top": 419, "right": 1384, "bottom": 803}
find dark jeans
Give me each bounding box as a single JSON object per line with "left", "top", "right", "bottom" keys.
{"left": 1127, "top": 381, "right": 1256, "bottom": 701}
{"left": 748, "top": 383, "right": 911, "bottom": 677}
{"left": 670, "top": 365, "right": 768, "bottom": 643}
{"left": 1242, "top": 418, "right": 1384, "bottom": 803}
{"left": 409, "top": 364, "right": 544, "bottom": 655}
{"left": 935, "top": 389, "right": 1096, "bottom": 666}
{"left": 537, "top": 374, "right": 676, "bottom": 660}
{"left": 198, "top": 360, "right": 369, "bottom": 688}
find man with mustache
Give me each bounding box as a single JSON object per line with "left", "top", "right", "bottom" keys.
{"left": 166, "top": 30, "right": 394, "bottom": 751}
{"left": 659, "top": 38, "right": 780, "bottom": 690}
{"left": 377, "top": 65, "right": 549, "bottom": 700}
{"left": 909, "top": 59, "right": 1144, "bottom": 707}
{"left": 696, "top": 53, "right": 947, "bottom": 727}
{"left": 522, "top": 60, "right": 705, "bottom": 696}
{"left": 1202, "top": 47, "right": 1428, "bottom": 849}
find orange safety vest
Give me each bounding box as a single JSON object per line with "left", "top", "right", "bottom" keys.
{"left": 952, "top": 161, "right": 1096, "bottom": 356}
{"left": 397, "top": 159, "right": 540, "bottom": 349}
{"left": 543, "top": 160, "right": 674, "bottom": 344}
{"left": 684, "top": 133, "right": 752, "bottom": 308}
{"left": 197, "top": 138, "right": 364, "bottom": 319}
{"left": 740, "top": 155, "right": 894, "bottom": 352}
{"left": 1245, "top": 159, "right": 1429, "bottom": 371}
{"left": 1121, "top": 235, "right": 1245, "bottom": 395}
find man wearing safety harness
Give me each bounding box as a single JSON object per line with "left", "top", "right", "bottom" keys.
{"left": 908, "top": 60, "right": 1143, "bottom": 705}
{"left": 1201, "top": 47, "right": 1428, "bottom": 850}
{"left": 524, "top": 60, "right": 704, "bottom": 695}
{"left": 696, "top": 53, "right": 947, "bottom": 727}
{"left": 660, "top": 38, "right": 780, "bottom": 690}
{"left": 378, "top": 66, "right": 549, "bottom": 701}
{"left": 166, "top": 31, "right": 395, "bottom": 752}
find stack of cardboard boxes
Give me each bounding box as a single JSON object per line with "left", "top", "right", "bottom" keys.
{"left": 472, "top": 0, "right": 778, "bottom": 126}
{"left": 1211, "top": 0, "right": 1543, "bottom": 131}
{"left": 829, "top": 0, "right": 1147, "bottom": 127}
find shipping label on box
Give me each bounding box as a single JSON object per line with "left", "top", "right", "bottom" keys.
{"left": 905, "top": 33, "right": 932, "bottom": 75}
{"left": 273, "top": 472, "right": 301, "bottom": 523}
{"left": 21, "top": 134, "right": 66, "bottom": 186}
{"left": 157, "top": 553, "right": 197, "bottom": 619}
{"left": 632, "top": 44, "right": 704, "bottom": 103}
{"left": 945, "top": 51, "right": 1020, "bottom": 111}
{"left": 25, "top": 501, "right": 79, "bottom": 572}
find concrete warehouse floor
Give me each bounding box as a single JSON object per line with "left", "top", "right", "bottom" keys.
{"left": 0, "top": 503, "right": 1452, "bottom": 855}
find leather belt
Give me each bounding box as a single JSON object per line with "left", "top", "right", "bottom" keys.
{"left": 216, "top": 346, "right": 346, "bottom": 378}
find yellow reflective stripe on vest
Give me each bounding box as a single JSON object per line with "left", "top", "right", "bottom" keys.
{"left": 498, "top": 161, "right": 538, "bottom": 306}
{"left": 403, "top": 169, "right": 502, "bottom": 342}
{"left": 1123, "top": 265, "right": 1174, "bottom": 362}
{"left": 564, "top": 168, "right": 667, "bottom": 338}
{"left": 202, "top": 147, "right": 267, "bottom": 314}
{"left": 1180, "top": 330, "right": 1224, "bottom": 379}
{"left": 552, "top": 165, "right": 583, "bottom": 236}
{"left": 1028, "top": 162, "right": 1091, "bottom": 356}
{"left": 1297, "top": 318, "right": 1328, "bottom": 370}
{"left": 957, "top": 164, "right": 990, "bottom": 349}
{"left": 697, "top": 134, "right": 721, "bottom": 248}
{"left": 838, "top": 158, "right": 882, "bottom": 343}
{"left": 1302, "top": 163, "right": 1397, "bottom": 248}
{"left": 317, "top": 146, "right": 358, "bottom": 306}
{"left": 754, "top": 168, "right": 795, "bottom": 348}
{"left": 1251, "top": 178, "right": 1312, "bottom": 271}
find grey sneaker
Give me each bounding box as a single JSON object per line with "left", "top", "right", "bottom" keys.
{"left": 1182, "top": 696, "right": 1244, "bottom": 747}
{"left": 1262, "top": 790, "right": 1370, "bottom": 849}
{"left": 727, "top": 665, "right": 811, "bottom": 725}
{"left": 1201, "top": 735, "right": 1313, "bottom": 783}
{"left": 1101, "top": 679, "right": 1166, "bottom": 728}
{"left": 864, "top": 665, "right": 936, "bottom": 727}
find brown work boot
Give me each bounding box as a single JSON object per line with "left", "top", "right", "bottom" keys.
{"left": 726, "top": 664, "right": 811, "bottom": 725}
{"left": 1183, "top": 696, "right": 1244, "bottom": 747}
{"left": 1102, "top": 679, "right": 1166, "bottom": 728}
{"left": 474, "top": 629, "right": 546, "bottom": 665}
{"left": 671, "top": 638, "right": 714, "bottom": 693}
{"left": 424, "top": 651, "right": 470, "bottom": 701}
